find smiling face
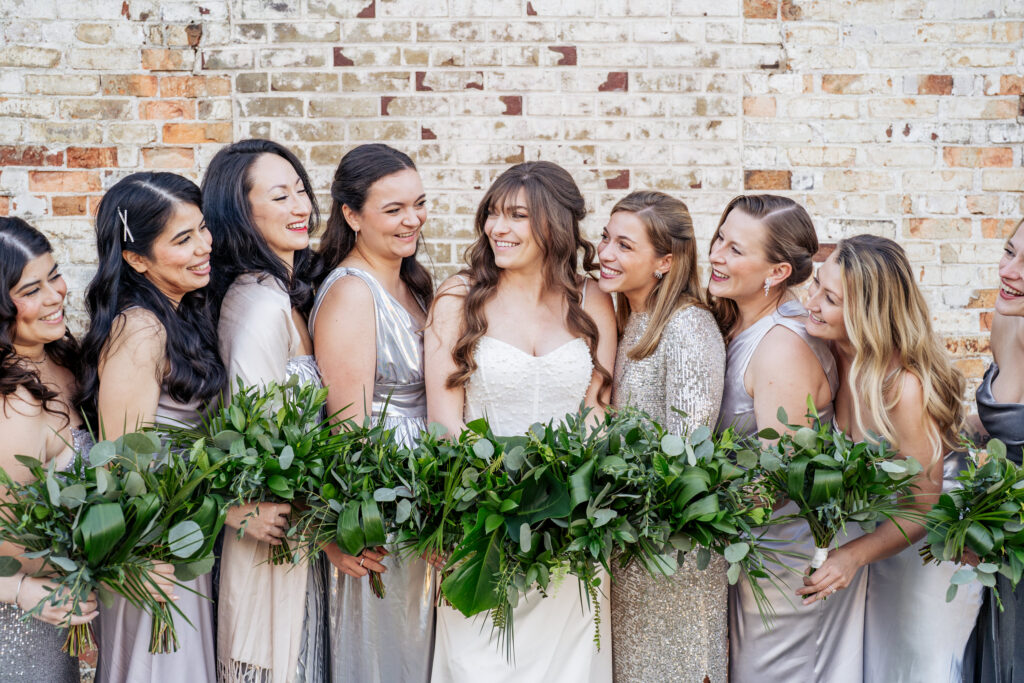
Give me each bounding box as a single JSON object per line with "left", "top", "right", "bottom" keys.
{"left": 805, "top": 253, "right": 848, "bottom": 343}
{"left": 345, "top": 168, "right": 426, "bottom": 262}
{"left": 10, "top": 252, "right": 67, "bottom": 352}
{"left": 996, "top": 223, "right": 1024, "bottom": 318}
{"left": 247, "top": 153, "right": 312, "bottom": 267}
{"left": 124, "top": 202, "right": 212, "bottom": 304}
{"left": 597, "top": 210, "right": 670, "bottom": 308}
{"left": 707, "top": 208, "right": 791, "bottom": 302}
{"left": 483, "top": 188, "right": 543, "bottom": 272}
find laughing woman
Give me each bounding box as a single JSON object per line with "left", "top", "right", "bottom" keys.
{"left": 0, "top": 218, "right": 99, "bottom": 683}
{"left": 77, "top": 173, "right": 226, "bottom": 682}
{"left": 310, "top": 143, "right": 436, "bottom": 683}
{"left": 202, "top": 139, "right": 328, "bottom": 683}
{"left": 801, "top": 235, "right": 983, "bottom": 683}
{"left": 597, "top": 191, "right": 727, "bottom": 682}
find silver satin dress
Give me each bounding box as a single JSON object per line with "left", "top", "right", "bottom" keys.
{"left": 310, "top": 266, "right": 435, "bottom": 683}
{"left": 717, "top": 300, "right": 869, "bottom": 683}
{"left": 96, "top": 391, "right": 218, "bottom": 683}
{"left": 610, "top": 306, "right": 728, "bottom": 683}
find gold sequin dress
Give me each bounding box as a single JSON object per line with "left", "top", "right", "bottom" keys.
{"left": 610, "top": 306, "right": 728, "bottom": 683}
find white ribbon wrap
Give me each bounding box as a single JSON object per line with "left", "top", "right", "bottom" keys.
{"left": 811, "top": 546, "right": 829, "bottom": 569}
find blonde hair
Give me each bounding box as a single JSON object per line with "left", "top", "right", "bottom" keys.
{"left": 610, "top": 191, "right": 707, "bottom": 360}
{"left": 836, "top": 234, "right": 964, "bottom": 455}
{"left": 707, "top": 195, "right": 818, "bottom": 337}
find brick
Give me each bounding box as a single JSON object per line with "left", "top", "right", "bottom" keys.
{"left": 76, "top": 23, "right": 112, "bottom": 44}
{"left": 69, "top": 48, "right": 138, "bottom": 70}
{"left": 28, "top": 171, "right": 102, "bottom": 193}
{"left": 25, "top": 75, "right": 99, "bottom": 96}
{"left": 240, "top": 97, "right": 304, "bottom": 117}
{"left": 162, "top": 122, "right": 233, "bottom": 144}
{"left": 141, "top": 100, "right": 197, "bottom": 120}
{"left": 66, "top": 147, "right": 118, "bottom": 168}
{"left": 51, "top": 196, "right": 89, "bottom": 216}
{"left": 982, "top": 219, "right": 1023, "bottom": 239}
{"left": 743, "top": 96, "right": 776, "bottom": 116}
{"left": 0, "top": 197, "right": 8, "bottom": 216}
{"left": 271, "top": 22, "right": 341, "bottom": 42}
{"left": 942, "top": 147, "right": 1014, "bottom": 168}
{"left": 982, "top": 170, "right": 1024, "bottom": 192}
{"left": 159, "top": 75, "right": 231, "bottom": 97}
{"left": 236, "top": 73, "right": 268, "bottom": 93}
{"left": 904, "top": 217, "right": 971, "bottom": 239}
{"left": 271, "top": 73, "right": 339, "bottom": 92}
{"left": 101, "top": 75, "right": 159, "bottom": 97}
{"left": 0, "top": 46, "right": 61, "bottom": 68}
{"left": 598, "top": 72, "right": 628, "bottom": 92}
{"left": 744, "top": 170, "right": 791, "bottom": 190}
{"left": 142, "top": 49, "right": 195, "bottom": 71}
{"left": 141, "top": 147, "right": 195, "bottom": 168}
{"left": 0, "top": 146, "right": 64, "bottom": 166}
{"left": 343, "top": 72, "right": 411, "bottom": 92}
{"left": 918, "top": 74, "right": 953, "bottom": 95}
{"left": 62, "top": 99, "right": 132, "bottom": 120}
{"left": 1000, "top": 75, "right": 1024, "bottom": 95}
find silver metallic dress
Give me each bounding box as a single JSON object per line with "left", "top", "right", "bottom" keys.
{"left": 310, "top": 266, "right": 435, "bottom": 683}
{"left": 610, "top": 306, "right": 727, "bottom": 683}
{"left": 716, "top": 301, "right": 868, "bottom": 683}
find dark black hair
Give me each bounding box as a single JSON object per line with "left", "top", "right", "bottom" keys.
{"left": 201, "top": 139, "right": 321, "bottom": 318}
{"left": 77, "top": 172, "right": 226, "bottom": 427}
{"left": 318, "top": 143, "right": 434, "bottom": 307}
{"left": 0, "top": 217, "right": 80, "bottom": 424}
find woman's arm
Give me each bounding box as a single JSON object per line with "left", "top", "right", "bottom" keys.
{"left": 582, "top": 283, "right": 617, "bottom": 414}
{"left": 312, "top": 275, "right": 377, "bottom": 426}
{"left": 797, "top": 373, "right": 941, "bottom": 604}
{"left": 748, "top": 325, "right": 831, "bottom": 435}
{"left": 95, "top": 309, "right": 165, "bottom": 439}
{"left": 663, "top": 308, "right": 727, "bottom": 434}
{"left": 424, "top": 277, "right": 470, "bottom": 436}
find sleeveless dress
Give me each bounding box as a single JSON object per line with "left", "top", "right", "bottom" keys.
{"left": 967, "top": 362, "right": 1024, "bottom": 683}
{"left": 610, "top": 306, "right": 729, "bottom": 683}
{"left": 0, "top": 427, "right": 96, "bottom": 683}
{"left": 432, "top": 280, "right": 613, "bottom": 683}
{"left": 96, "top": 393, "right": 218, "bottom": 683}
{"left": 717, "top": 300, "right": 868, "bottom": 683}
{"left": 217, "top": 273, "right": 329, "bottom": 683}
{"left": 309, "top": 266, "right": 435, "bottom": 683}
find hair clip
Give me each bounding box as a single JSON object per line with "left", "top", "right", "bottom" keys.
{"left": 118, "top": 207, "right": 134, "bottom": 243}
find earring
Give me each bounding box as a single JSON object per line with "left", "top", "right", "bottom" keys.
{"left": 653, "top": 271, "right": 663, "bottom": 280}
{"left": 764, "top": 278, "right": 772, "bottom": 296}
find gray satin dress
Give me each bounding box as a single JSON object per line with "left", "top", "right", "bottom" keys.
{"left": 717, "top": 300, "right": 868, "bottom": 683}
{"left": 610, "top": 306, "right": 728, "bottom": 683}
{"left": 0, "top": 428, "right": 95, "bottom": 683}
{"left": 310, "top": 266, "right": 435, "bottom": 683}
{"left": 96, "top": 393, "right": 217, "bottom": 683}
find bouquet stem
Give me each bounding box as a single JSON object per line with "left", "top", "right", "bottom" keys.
{"left": 368, "top": 570, "right": 386, "bottom": 599}
{"left": 149, "top": 602, "right": 180, "bottom": 654}
{"left": 270, "top": 537, "right": 293, "bottom": 565}
{"left": 63, "top": 623, "right": 96, "bottom": 656}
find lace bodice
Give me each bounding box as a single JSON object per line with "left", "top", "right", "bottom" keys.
{"left": 463, "top": 336, "right": 593, "bottom": 436}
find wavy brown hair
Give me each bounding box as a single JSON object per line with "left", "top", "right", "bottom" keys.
{"left": 708, "top": 195, "right": 818, "bottom": 337}
{"left": 610, "top": 191, "right": 708, "bottom": 361}
{"left": 444, "top": 161, "right": 612, "bottom": 402}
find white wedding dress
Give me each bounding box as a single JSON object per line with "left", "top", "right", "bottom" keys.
{"left": 430, "top": 332, "right": 613, "bottom": 683}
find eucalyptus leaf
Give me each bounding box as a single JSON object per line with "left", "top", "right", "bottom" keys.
{"left": 950, "top": 567, "right": 977, "bottom": 585}
{"left": 0, "top": 556, "right": 21, "bottom": 577}
{"left": 87, "top": 441, "right": 117, "bottom": 467}
{"left": 660, "top": 434, "right": 685, "bottom": 457}
{"left": 279, "top": 445, "right": 294, "bottom": 471}
{"left": 167, "top": 520, "right": 204, "bottom": 559}
{"left": 724, "top": 542, "right": 750, "bottom": 563}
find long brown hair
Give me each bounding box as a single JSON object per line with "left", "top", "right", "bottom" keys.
{"left": 444, "top": 161, "right": 612, "bottom": 401}
{"left": 708, "top": 195, "right": 818, "bottom": 336}
{"left": 611, "top": 191, "right": 707, "bottom": 360}
{"left": 836, "top": 234, "right": 964, "bottom": 455}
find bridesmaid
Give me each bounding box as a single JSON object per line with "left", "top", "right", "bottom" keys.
{"left": 707, "top": 195, "right": 862, "bottom": 683}
{"left": 201, "top": 138, "right": 329, "bottom": 683}
{"left": 597, "top": 191, "right": 727, "bottom": 682}
{"left": 969, "top": 218, "right": 1024, "bottom": 682}
{"left": 800, "top": 234, "right": 983, "bottom": 681}
{"left": 309, "top": 143, "right": 436, "bottom": 682}
{"left": 0, "top": 217, "right": 98, "bottom": 682}
{"left": 425, "top": 161, "right": 617, "bottom": 683}
{"left": 77, "top": 173, "right": 225, "bottom": 682}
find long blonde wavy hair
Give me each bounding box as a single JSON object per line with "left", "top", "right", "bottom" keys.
{"left": 836, "top": 234, "right": 965, "bottom": 455}
{"left": 610, "top": 191, "right": 708, "bottom": 361}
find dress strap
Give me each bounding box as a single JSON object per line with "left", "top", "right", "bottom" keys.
{"left": 581, "top": 278, "right": 588, "bottom": 307}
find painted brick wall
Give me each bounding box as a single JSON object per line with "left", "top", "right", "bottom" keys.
{"left": 0, "top": 0, "right": 1021, "bottom": 394}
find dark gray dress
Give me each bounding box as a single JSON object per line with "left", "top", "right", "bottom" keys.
{"left": 967, "top": 363, "right": 1024, "bottom": 683}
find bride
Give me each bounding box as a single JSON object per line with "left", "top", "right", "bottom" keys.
{"left": 424, "top": 161, "right": 617, "bottom": 682}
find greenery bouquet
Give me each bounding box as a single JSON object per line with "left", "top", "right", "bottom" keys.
{"left": 920, "top": 438, "right": 1024, "bottom": 607}
{"left": 0, "top": 431, "right": 224, "bottom": 655}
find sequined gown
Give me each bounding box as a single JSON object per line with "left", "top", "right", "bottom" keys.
{"left": 717, "top": 300, "right": 868, "bottom": 683}
{"left": 309, "top": 266, "right": 435, "bottom": 683}
{"left": 0, "top": 428, "right": 93, "bottom": 683}
{"left": 95, "top": 392, "right": 218, "bottom": 683}
{"left": 610, "top": 306, "right": 727, "bottom": 683}
{"left": 432, "top": 287, "right": 612, "bottom": 683}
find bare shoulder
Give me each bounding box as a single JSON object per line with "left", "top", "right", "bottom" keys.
{"left": 436, "top": 274, "right": 471, "bottom": 299}
{"left": 321, "top": 271, "right": 375, "bottom": 310}
{"left": 107, "top": 308, "right": 167, "bottom": 356}
{"left": 0, "top": 386, "right": 44, "bottom": 421}
{"left": 889, "top": 370, "right": 926, "bottom": 423}
{"left": 581, "top": 277, "right": 614, "bottom": 316}
{"left": 752, "top": 323, "right": 820, "bottom": 374}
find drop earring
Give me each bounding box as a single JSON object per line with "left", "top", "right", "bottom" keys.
{"left": 764, "top": 278, "right": 771, "bottom": 296}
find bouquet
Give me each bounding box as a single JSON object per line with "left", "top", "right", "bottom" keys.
{"left": 757, "top": 402, "right": 923, "bottom": 588}
{"left": 921, "top": 438, "right": 1023, "bottom": 606}
{"left": 164, "top": 376, "right": 336, "bottom": 565}
{"left": 0, "top": 431, "right": 224, "bottom": 654}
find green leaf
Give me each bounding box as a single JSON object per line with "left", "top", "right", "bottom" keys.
{"left": 793, "top": 427, "right": 819, "bottom": 452}
{"left": 726, "top": 562, "right": 741, "bottom": 584}
{"left": 568, "top": 460, "right": 594, "bottom": 508}
{"left": 361, "top": 498, "right": 386, "bottom": 548}
{"left": 592, "top": 508, "right": 617, "bottom": 527}
{"left": 395, "top": 499, "right": 412, "bottom": 524}
{"left": 945, "top": 583, "right": 959, "bottom": 602}
{"left": 122, "top": 432, "right": 160, "bottom": 455}
{"left": 441, "top": 530, "right": 503, "bottom": 617}
{"left": 519, "top": 523, "right": 532, "bottom": 553}
{"left": 723, "top": 542, "right": 750, "bottom": 563}
{"left": 473, "top": 439, "right": 494, "bottom": 460}
{"left": 674, "top": 469, "right": 710, "bottom": 508}
{"left": 49, "top": 556, "right": 78, "bottom": 572}
{"left": 60, "top": 484, "right": 87, "bottom": 509}
{"left": 966, "top": 522, "right": 995, "bottom": 557}
{"left": 337, "top": 503, "right": 365, "bottom": 555}
{"left": 977, "top": 562, "right": 1000, "bottom": 574}
{"left": 0, "top": 556, "right": 22, "bottom": 577}
{"left": 230, "top": 405, "right": 246, "bottom": 432}
{"left": 168, "top": 520, "right": 204, "bottom": 559}
{"left": 212, "top": 430, "right": 244, "bottom": 451}
{"left": 776, "top": 406, "right": 789, "bottom": 425}
{"left": 503, "top": 446, "right": 525, "bottom": 472}
{"left": 123, "top": 471, "right": 147, "bottom": 497}
{"left": 950, "top": 567, "right": 977, "bottom": 585}
{"left": 661, "top": 434, "right": 685, "bottom": 457}
{"left": 988, "top": 439, "right": 1007, "bottom": 461}
{"left": 174, "top": 557, "right": 215, "bottom": 582}
{"left": 267, "top": 475, "right": 293, "bottom": 499}
{"left": 695, "top": 546, "right": 711, "bottom": 570}
{"left": 736, "top": 449, "right": 758, "bottom": 470}
{"left": 45, "top": 467, "right": 60, "bottom": 506}
{"left": 87, "top": 441, "right": 117, "bottom": 467}
{"left": 373, "top": 488, "right": 397, "bottom": 503}
{"left": 279, "top": 445, "right": 294, "bottom": 471}
{"left": 80, "top": 502, "right": 125, "bottom": 565}
{"left": 485, "top": 514, "right": 504, "bottom": 533}
{"left": 690, "top": 425, "right": 712, "bottom": 445}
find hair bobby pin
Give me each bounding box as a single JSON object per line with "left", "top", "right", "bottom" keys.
{"left": 118, "top": 207, "right": 134, "bottom": 243}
